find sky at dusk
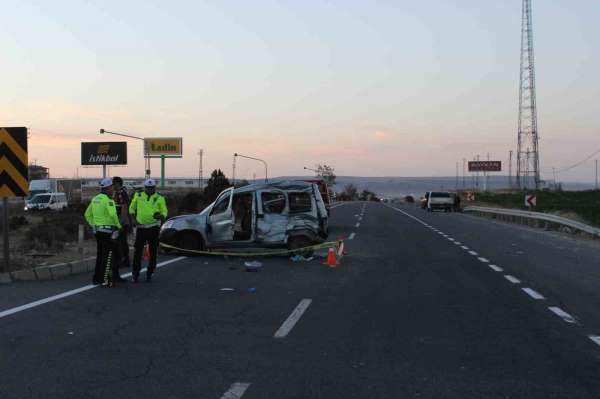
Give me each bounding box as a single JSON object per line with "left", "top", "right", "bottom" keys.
{"left": 1, "top": 0, "right": 598, "bottom": 182}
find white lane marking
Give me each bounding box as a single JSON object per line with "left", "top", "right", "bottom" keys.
{"left": 488, "top": 264, "right": 503, "bottom": 272}
{"left": 0, "top": 257, "right": 186, "bottom": 320}
{"left": 477, "top": 257, "right": 489, "bottom": 263}
{"left": 455, "top": 241, "right": 462, "bottom": 245}
{"left": 522, "top": 288, "right": 545, "bottom": 300}
{"left": 355, "top": 223, "right": 360, "bottom": 228}
{"left": 461, "top": 246, "right": 469, "bottom": 250}
{"left": 447, "top": 238, "right": 455, "bottom": 242}
{"left": 220, "top": 382, "right": 251, "bottom": 399}
{"left": 548, "top": 307, "right": 577, "bottom": 324}
{"left": 504, "top": 275, "right": 521, "bottom": 284}
{"left": 348, "top": 232, "right": 356, "bottom": 240}
{"left": 274, "top": 299, "right": 312, "bottom": 338}
{"left": 589, "top": 336, "right": 600, "bottom": 346}
{"left": 468, "top": 250, "right": 479, "bottom": 256}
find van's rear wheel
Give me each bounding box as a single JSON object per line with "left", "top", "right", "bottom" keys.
{"left": 288, "top": 236, "right": 314, "bottom": 258}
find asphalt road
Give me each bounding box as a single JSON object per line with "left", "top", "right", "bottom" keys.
{"left": 2, "top": 201, "right": 600, "bottom": 398}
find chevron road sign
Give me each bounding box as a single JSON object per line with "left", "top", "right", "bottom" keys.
{"left": 0, "top": 127, "right": 28, "bottom": 197}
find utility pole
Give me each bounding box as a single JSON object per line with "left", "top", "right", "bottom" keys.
{"left": 455, "top": 162, "right": 459, "bottom": 190}
{"left": 517, "top": 0, "right": 541, "bottom": 189}
{"left": 596, "top": 159, "right": 598, "bottom": 190}
{"left": 198, "top": 149, "right": 203, "bottom": 189}
{"left": 509, "top": 150, "right": 513, "bottom": 189}
{"left": 232, "top": 154, "right": 236, "bottom": 186}
{"left": 552, "top": 167, "right": 557, "bottom": 187}
{"left": 476, "top": 154, "right": 480, "bottom": 189}
{"left": 462, "top": 158, "right": 466, "bottom": 189}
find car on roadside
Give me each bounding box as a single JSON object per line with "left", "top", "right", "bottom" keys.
{"left": 159, "top": 180, "right": 329, "bottom": 253}
{"left": 24, "top": 192, "right": 68, "bottom": 211}
{"left": 425, "top": 191, "right": 454, "bottom": 212}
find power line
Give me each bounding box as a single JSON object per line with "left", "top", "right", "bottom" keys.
{"left": 547, "top": 147, "right": 600, "bottom": 174}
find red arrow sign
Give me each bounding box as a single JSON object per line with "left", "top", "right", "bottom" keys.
{"left": 525, "top": 194, "right": 536, "bottom": 207}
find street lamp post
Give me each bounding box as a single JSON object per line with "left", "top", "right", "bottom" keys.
{"left": 234, "top": 153, "right": 268, "bottom": 183}
{"left": 303, "top": 166, "right": 318, "bottom": 175}
{"left": 100, "top": 129, "right": 150, "bottom": 179}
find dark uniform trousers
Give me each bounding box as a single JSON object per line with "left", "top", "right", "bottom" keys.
{"left": 116, "top": 227, "right": 131, "bottom": 269}
{"left": 132, "top": 226, "right": 160, "bottom": 277}
{"left": 93, "top": 231, "right": 119, "bottom": 284}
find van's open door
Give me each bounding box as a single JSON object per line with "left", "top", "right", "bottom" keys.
{"left": 207, "top": 188, "right": 234, "bottom": 243}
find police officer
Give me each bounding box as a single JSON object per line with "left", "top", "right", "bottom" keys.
{"left": 84, "top": 178, "right": 127, "bottom": 285}
{"left": 112, "top": 176, "right": 131, "bottom": 269}
{"left": 129, "top": 178, "right": 168, "bottom": 282}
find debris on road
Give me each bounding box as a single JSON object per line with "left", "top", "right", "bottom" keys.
{"left": 247, "top": 287, "right": 257, "bottom": 293}
{"left": 290, "top": 255, "right": 314, "bottom": 262}
{"left": 244, "top": 261, "right": 263, "bottom": 272}
{"left": 220, "top": 288, "right": 235, "bottom": 292}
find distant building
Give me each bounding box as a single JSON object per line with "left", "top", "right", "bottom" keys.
{"left": 28, "top": 164, "right": 49, "bottom": 180}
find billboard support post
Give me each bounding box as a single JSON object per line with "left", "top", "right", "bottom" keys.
{"left": 160, "top": 155, "right": 165, "bottom": 188}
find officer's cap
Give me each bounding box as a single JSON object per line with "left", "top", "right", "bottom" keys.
{"left": 144, "top": 178, "right": 157, "bottom": 187}
{"left": 99, "top": 178, "right": 113, "bottom": 188}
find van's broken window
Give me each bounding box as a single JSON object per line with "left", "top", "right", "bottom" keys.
{"left": 211, "top": 192, "right": 231, "bottom": 215}
{"left": 261, "top": 192, "right": 285, "bottom": 214}
{"left": 289, "top": 192, "right": 312, "bottom": 213}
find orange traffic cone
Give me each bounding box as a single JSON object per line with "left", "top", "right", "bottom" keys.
{"left": 143, "top": 244, "right": 150, "bottom": 261}
{"left": 324, "top": 247, "right": 338, "bottom": 268}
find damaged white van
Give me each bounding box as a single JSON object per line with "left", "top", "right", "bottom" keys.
{"left": 159, "top": 181, "right": 329, "bottom": 253}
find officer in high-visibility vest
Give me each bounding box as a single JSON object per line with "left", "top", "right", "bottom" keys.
{"left": 129, "top": 178, "right": 168, "bottom": 282}
{"left": 84, "top": 178, "right": 127, "bottom": 285}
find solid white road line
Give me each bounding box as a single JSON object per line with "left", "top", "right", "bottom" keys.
{"left": 220, "top": 383, "right": 251, "bottom": 399}
{"left": 355, "top": 222, "right": 360, "bottom": 228}
{"left": 468, "top": 250, "right": 479, "bottom": 256}
{"left": 488, "top": 264, "right": 503, "bottom": 272}
{"left": 274, "top": 299, "right": 312, "bottom": 338}
{"left": 589, "top": 336, "right": 600, "bottom": 347}
{"left": 504, "top": 275, "right": 521, "bottom": 284}
{"left": 0, "top": 256, "right": 186, "bottom": 320}
{"left": 477, "top": 257, "right": 489, "bottom": 263}
{"left": 548, "top": 307, "right": 577, "bottom": 324}
{"left": 348, "top": 233, "right": 356, "bottom": 240}
{"left": 522, "top": 288, "right": 545, "bottom": 300}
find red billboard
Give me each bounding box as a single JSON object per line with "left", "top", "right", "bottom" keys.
{"left": 468, "top": 161, "right": 501, "bottom": 172}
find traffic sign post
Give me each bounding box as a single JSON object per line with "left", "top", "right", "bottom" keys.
{"left": 0, "top": 127, "right": 28, "bottom": 272}
{"left": 525, "top": 194, "right": 537, "bottom": 208}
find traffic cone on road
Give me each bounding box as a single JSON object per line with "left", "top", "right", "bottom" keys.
{"left": 143, "top": 244, "right": 150, "bottom": 261}
{"left": 324, "top": 247, "right": 338, "bottom": 268}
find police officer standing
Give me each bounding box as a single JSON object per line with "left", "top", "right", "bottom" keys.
{"left": 112, "top": 176, "right": 131, "bottom": 270}
{"left": 84, "top": 178, "right": 127, "bottom": 285}
{"left": 129, "top": 179, "right": 168, "bottom": 282}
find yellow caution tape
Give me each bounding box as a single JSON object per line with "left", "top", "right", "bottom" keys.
{"left": 159, "top": 240, "right": 343, "bottom": 257}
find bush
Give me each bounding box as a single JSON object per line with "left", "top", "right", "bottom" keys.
{"left": 24, "top": 224, "right": 68, "bottom": 251}
{"left": 404, "top": 195, "right": 415, "bottom": 203}
{"left": 9, "top": 215, "right": 28, "bottom": 230}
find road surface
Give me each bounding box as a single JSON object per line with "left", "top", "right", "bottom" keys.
{"left": 2, "top": 201, "right": 600, "bottom": 398}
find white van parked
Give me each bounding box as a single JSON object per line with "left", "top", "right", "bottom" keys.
{"left": 25, "top": 192, "right": 68, "bottom": 211}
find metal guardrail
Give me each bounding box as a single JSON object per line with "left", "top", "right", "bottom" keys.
{"left": 463, "top": 206, "right": 600, "bottom": 237}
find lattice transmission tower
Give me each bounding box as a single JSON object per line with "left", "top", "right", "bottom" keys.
{"left": 517, "top": 0, "right": 540, "bottom": 189}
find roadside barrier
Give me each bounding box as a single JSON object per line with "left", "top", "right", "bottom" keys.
{"left": 159, "top": 240, "right": 343, "bottom": 258}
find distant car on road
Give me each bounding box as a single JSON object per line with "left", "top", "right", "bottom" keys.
{"left": 24, "top": 192, "right": 68, "bottom": 211}
{"left": 160, "top": 180, "right": 329, "bottom": 253}
{"left": 425, "top": 191, "right": 454, "bottom": 212}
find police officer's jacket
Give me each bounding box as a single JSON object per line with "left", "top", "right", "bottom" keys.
{"left": 129, "top": 191, "right": 168, "bottom": 227}
{"left": 84, "top": 193, "right": 122, "bottom": 232}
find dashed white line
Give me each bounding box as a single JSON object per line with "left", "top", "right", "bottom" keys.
{"left": 461, "top": 246, "right": 469, "bottom": 250}
{"left": 348, "top": 232, "right": 356, "bottom": 240}
{"left": 447, "top": 238, "right": 455, "bottom": 242}
{"left": 0, "top": 256, "right": 186, "bottom": 319}
{"left": 504, "top": 275, "right": 521, "bottom": 284}
{"left": 477, "top": 257, "right": 489, "bottom": 263}
{"left": 220, "top": 382, "right": 251, "bottom": 399}
{"left": 355, "top": 223, "right": 360, "bottom": 228}
{"left": 488, "top": 264, "right": 503, "bottom": 272}
{"left": 548, "top": 307, "right": 577, "bottom": 324}
{"left": 274, "top": 299, "right": 312, "bottom": 338}
{"left": 468, "top": 250, "right": 479, "bottom": 256}
{"left": 522, "top": 288, "right": 545, "bottom": 300}
{"left": 455, "top": 241, "right": 462, "bottom": 245}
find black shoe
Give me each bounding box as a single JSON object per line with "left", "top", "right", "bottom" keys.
{"left": 132, "top": 274, "right": 139, "bottom": 283}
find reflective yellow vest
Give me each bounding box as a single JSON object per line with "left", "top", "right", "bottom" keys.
{"left": 84, "top": 193, "right": 121, "bottom": 229}
{"left": 129, "top": 191, "right": 168, "bottom": 226}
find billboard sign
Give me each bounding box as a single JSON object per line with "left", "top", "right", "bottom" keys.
{"left": 81, "top": 142, "right": 127, "bottom": 165}
{"left": 144, "top": 137, "right": 183, "bottom": 158}
{"left": 468, "top": 161, "right": 502, "bottom": 172}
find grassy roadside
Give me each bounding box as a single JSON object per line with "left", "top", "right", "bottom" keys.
{"left": 473, "top": 190, "right": 600, "bottom": 227}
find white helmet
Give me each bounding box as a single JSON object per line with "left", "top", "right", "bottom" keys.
{"left": 99, "top": 178, "right": 113, "bottom": 188}
{"left": 144, "top": 178, "right": 157, "bottom": 187}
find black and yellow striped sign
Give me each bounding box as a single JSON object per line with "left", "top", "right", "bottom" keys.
{"left": 0, "top": 127, "right": 28, "bottom": 197}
